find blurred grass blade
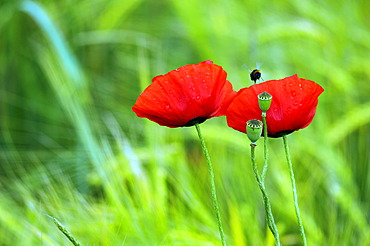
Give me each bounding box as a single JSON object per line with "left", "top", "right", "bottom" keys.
{"left": 103, "top": 113, "right": 145, "bottom": 179}
{"left": 20, "top": 0, "right": 108, "bottom": 181}
{"left": 328, "top": 101, "right": 370, "bottom": 144}
{"left": 20, "top": 0, "right": 84, "bottom": 87}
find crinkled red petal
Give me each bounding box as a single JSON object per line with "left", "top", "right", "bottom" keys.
{"left": 132, "top": 61, "right": 236, "bottom": 127}
{"left": 226, "top": 75, "right": 324, "bottom": 137}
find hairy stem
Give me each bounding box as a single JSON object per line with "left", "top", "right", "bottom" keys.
{"left": 250, "top": 144, "right": 281, "bottom": 246}
{"left": 283, "top": 135, "right": 308, "bottom": 246}
{"left": 261, "top": 116, "right": 269, "bottom": 182}
{"left": 195, "top": 123, "right": 227, "bottom": 246}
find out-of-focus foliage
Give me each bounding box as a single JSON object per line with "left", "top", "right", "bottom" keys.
{"left": 0, "top": 0, "right": 369, "bottom": 245}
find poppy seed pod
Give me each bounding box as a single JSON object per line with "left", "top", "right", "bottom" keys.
{"left": 246, "top": 119, "right": 263, "bottom": 143}
{"left": 258, "top": 91, "right": 273, "bottom": 115}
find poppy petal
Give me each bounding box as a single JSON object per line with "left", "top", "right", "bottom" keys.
{"left": 133, "top": 61, "right": 236, "bottom": 127}
{"left": 226, "top": 75, "right": 324, "bottom": 137}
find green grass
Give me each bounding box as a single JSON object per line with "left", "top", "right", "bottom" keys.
{"left": 0, "top": 0, "right": 369, "bottom": 245}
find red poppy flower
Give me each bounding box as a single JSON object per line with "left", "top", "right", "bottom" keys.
{"left": 226, "top": 75, "right": 324, "bottom": 137}
{"left": 132, "top": 60, "right": 237, "bottom": 127}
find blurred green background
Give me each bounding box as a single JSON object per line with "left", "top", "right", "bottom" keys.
{"left": 0, "top": 0, "right": 369, "bottom": 245}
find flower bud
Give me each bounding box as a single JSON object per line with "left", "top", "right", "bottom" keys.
{"left": 246, "top": 119, "right": 263, "bottom": 143}
{"left": 258, "top": 92, "right": 272, "bottom": 114}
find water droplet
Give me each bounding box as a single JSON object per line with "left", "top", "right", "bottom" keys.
{"left": 292, "top": 92, "right": 296, "bottom": 96}
{"left": 169, "top": 90, "right": 174, "bottom": 94}
{"left": 196, "top": 95, "right": 200, "bottom": 100}
{"left": 165, "top": 105, "right": 170, "bottom": 110}
{"left": 299, "top": 103, "right": 303, "bottom": 107}
{"left": 273, "top": 108, "right": 278, "bottom": 112}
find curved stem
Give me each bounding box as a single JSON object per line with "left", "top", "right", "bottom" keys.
{"left": 195, "top": 123, "right": 227, "bottom": 246}
{"left": 250, "top": 144, "right": 281, "bottom": 246}
{"left": 283, "top": 135, "right": 307, "bottom": 246}
{"left": 261, "top": 116, "right": 269, "bottom": 182}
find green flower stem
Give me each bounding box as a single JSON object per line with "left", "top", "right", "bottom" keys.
{"left": 283, "top": 135, "right": 307, "bottom": 246}
{"left": 250, "top": 144, "right": 281, "bottom": 246}
{"left": 261, "top": 115, "right": 269, "bottom": 182}
{"left": 195, "top": 123, "right": 226, "bottom": 246}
